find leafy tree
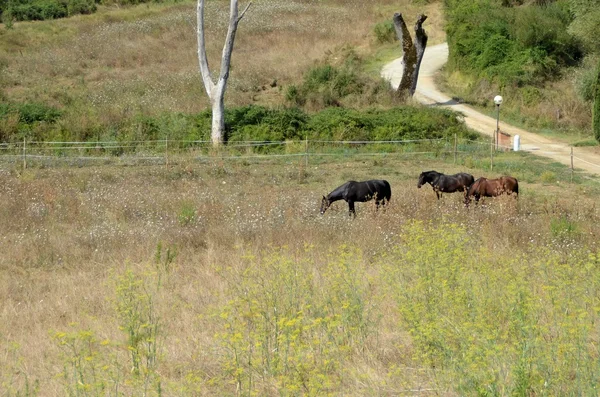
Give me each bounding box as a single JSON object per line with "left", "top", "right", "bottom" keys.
{"left": 568, "top": 0, "right": 600, "bottom": 141}
{"left": 445, "top": 0, "right": 581, "bottom": 86}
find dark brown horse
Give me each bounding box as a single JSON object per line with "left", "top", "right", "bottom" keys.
{"left": 465, "top": 176, "right": 519, "bottom": 205}
{"left": 321, "top": 180, "right": 391, "bottom": 217}
{"left": 417, "top": 170, "right": 475, "bottom": 200}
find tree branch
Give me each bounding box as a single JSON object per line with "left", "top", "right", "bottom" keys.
{"left": 218, "top": 1, "right": 251, "bottom": 89}
{"left": 238, "top": 1, "right": 251, "bottom": 22}
{"left": 196, "top": 0, "right": 215, "bottom": 97}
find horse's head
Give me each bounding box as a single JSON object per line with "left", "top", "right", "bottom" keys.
{"left": 320, "top": 196, "right": 331, "bottom": 215}
{"left": 465, "top": 177, "right": 483, "bottom": 205}
{"left": 417, "top": 171, "right": 438, "bottom": 188}
{"left": 417, "top": 172, "right": 428, "bottom": 188}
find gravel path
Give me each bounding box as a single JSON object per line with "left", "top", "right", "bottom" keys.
{"left": 381, "top": 43, "right": 600, "bottom": 177}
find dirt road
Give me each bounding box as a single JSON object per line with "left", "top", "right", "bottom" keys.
{"left": 381, "top": 43, "right": 600, "bottom": 177}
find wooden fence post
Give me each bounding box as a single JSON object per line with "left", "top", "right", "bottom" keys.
{"left": 22, "top": 138, "right": 27, "bottom": 170}
{"left": 305, "top": 137, "right": 308, "bottom": 168}
{"left": 490, "top": 135, "right": 494, "bottom": 171}
{"left": 165, "top": 135, "right": 169, "bottom": 168}
{"left": 453, "top": 133, "right": 457, "bottom": 165}
{"left": 571, "top": 146, "right": 574, "bottom": 183}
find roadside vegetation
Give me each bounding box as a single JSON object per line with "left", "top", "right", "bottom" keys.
{"left": 442, "top": 0, "right": 600, "bottom": 143}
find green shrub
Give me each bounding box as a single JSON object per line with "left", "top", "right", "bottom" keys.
{"left": 0, "top": 102, "right": 62, "bottom": 126}
{"left": 286, "top": 50, "right": 379, "bottom": 109}
{"left": 540, "top": 170, "right": 556, "bottom": 183}
{"left": 511, "top": 2, "right": 582, "bottom": 68}
{"left": 373, "top": 20, "right": 395, "bottom": 44}
{"left": 285, "top": 85, "right": 304, "bottom": 106}
{"left": 177, "top": 202, "right": 197, "bottom": 226}
{"left": 575, "top": 59, "right": 598, "bottom": 102}
{"left": 226, "top": 106, "right": 308, "bottom": 142}
{"left": 550, "top": 215, "right": 578, "bottom": 238}
{"left": 10, "top": 0, "right": 67, "bottom": 21}
{"left": 67, "top": 0, "right": 96, "bottom": 15}
{"left": 0, "top": 100, "right": 474, "bottom": 151}
{"left": 445, "top": 0, "right": 582, "bottom": 86}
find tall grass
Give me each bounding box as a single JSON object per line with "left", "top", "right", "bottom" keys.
{"left": 1, "top": 153, "right": 600, "bottom": 394}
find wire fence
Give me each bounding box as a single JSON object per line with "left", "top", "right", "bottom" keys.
{"left": 1, "top": 137, "right": 599, "bottom": 184}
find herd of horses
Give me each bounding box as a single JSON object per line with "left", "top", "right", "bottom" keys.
{"left": 320, "top": 170, "right": 519, "bottom": 217}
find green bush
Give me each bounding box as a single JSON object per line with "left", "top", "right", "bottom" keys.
{"left": 373, "top": 20, "right": 395, "bottom": 44}
{"left": 575, "top": 59, "right": 598, "bottom": 102}
{"left": 0, "top": 0, "right": 158, "bottom": 21}
{"left": 445, "top": 0, "right": 582, "bottom": 87}
{"left": 0, "top": 102, "right": 62, "bottom": 125}
{"left": 226, "top": 106, "right": 308, "bottom": 142}
{"left": 10, "top": 0, "right": 67, "bottom": 20}
{"left": 0, "top": 101, "right": 475, "bottom": 151}
{"left": 67, "top": 0, "right": 96, "bottom": 15}
{"left": 306, "top": 107, "right": 374, "bottom": 141}
{"left": 285, "top": 49, "right": 383, "bottom": 110}
{"left": 224, "top": 105, "right": 476, "bottom": 144}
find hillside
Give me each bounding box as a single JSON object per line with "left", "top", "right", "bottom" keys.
{"left": 0, "top": 0, "right": 449, "bottom": 142}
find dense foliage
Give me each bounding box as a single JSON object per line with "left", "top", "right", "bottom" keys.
{"left": 444, "top": 0, "right": 582, "bottom": 87}
{"left": 0, "top": 0, "right": 96, "bottom": 21}
{"left": 0, "top": 0, "right": 166, "bottom": 22}
{"left": 227, "top": 105, "right": 476, "bottom": 142}
{"left": 569, "top": 0, "right": 600, "bottom": 141}
{"left": 0, "top": 101, "right": 476, "bottom": 145}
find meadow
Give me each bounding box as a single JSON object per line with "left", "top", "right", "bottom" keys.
{"left": 3, "top": 0, "right": 600, "bottom": 395}
{"left": 2, "top": 149, "right": 600, "bottom": 395}
{"left": 0, "top": 0, "right": 446, "bottom": 142}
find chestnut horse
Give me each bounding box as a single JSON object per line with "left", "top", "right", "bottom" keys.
{"left": 465, "top": 176, "right": 519, "bottom": 205}
{"left": 321, "top": 179, "right": 391, "bottom": 218}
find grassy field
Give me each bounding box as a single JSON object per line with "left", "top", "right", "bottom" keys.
{"left": 1, "top": 150, "right": 600, "bottom": 395}
{"left": 3, "top": 0, "right": 600, "bottom": 395}
{"left": 0, "top": 0, "right": 442, "bottom": 136}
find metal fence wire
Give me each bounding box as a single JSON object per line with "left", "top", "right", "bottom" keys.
{"left": 1, "top": 138, "right": 599, "bottom": 184}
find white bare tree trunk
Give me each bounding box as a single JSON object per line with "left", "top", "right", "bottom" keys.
{"left": 197, "top": 0, "right": 251, "bottom": 146}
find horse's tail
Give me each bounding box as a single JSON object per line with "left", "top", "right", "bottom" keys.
{"left": 384, "top": 180, "right": 391, "bottom": 202}
{"left": 503, "top": 176, "right": 518, "bottom": 197}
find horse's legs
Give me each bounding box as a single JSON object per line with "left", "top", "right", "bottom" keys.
{"left": 348, "top": 201, "right": 356, "bottom": 218}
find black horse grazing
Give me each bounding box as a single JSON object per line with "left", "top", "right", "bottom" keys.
{"left": 465, "top": 176, "right": 519, "bottom": 205}
{"left": 320, "top": 180, "right": 391, "bottom": 217}
{"left": 417, "top": 170, "right": 475, "bottom": 200}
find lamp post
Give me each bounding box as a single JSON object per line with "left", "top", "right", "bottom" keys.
{"left": 494, "top": 95, "right": 503, "bottom": 150}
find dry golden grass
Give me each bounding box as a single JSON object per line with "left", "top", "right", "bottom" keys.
{"left": 1, "top": 0, "right": 439, "bottom": 123}
{"left": 1, "top": 154, "right": 600, "bottom": 394}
